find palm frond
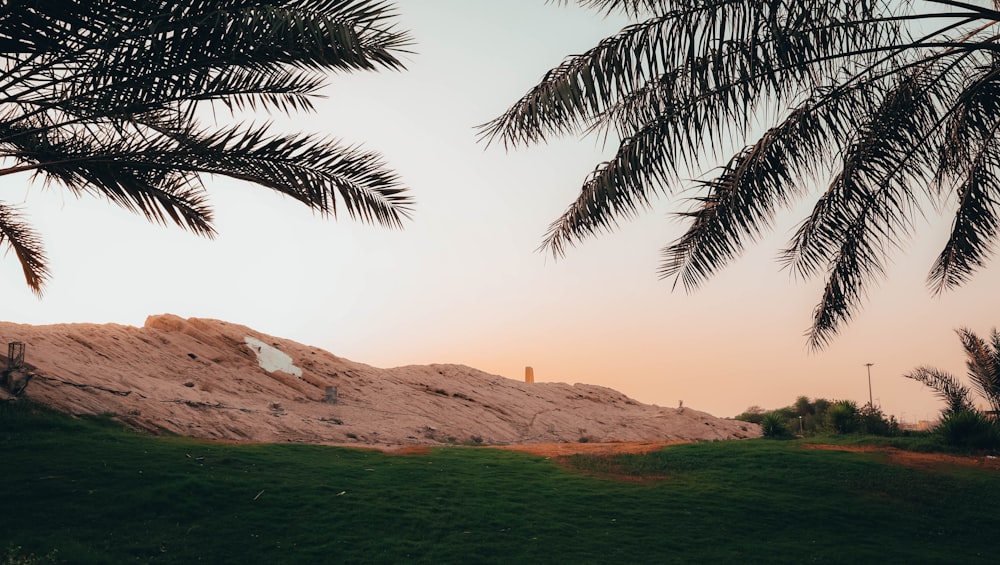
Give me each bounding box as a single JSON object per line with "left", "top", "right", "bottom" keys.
{"left": 3, "top": 119, "right": 412, "bottom": 231}
{"left": 37, "top": 1, "right": 411, "bottom": 72}
{"left": 532, "top": 2, "right": 901, "bottom": 258}
{"left": 903, "top": 366, "right": 975, "bottom": 415}
{"left": 539, "top": 115, "right": 680, "bottom": 257}
{"left": 166, "top": 126, "right": 413, "bottom": 227}
{"left": 489, "top": 0, "right": 1000, "bottom": 347}
{"left": 928, "top": 137, "right": 1000, "bottom": 292}
{"left": 958, "top": 327, "right": 1000, "bottom": 413}
{"left": 0, "top": 203, "right": 49, "bottom": 294}
{"left": 58, "top": 64, "right": 328, "bottom": 121}
{"left": 928, "top": 65, "right": 1000, "bottom": 292}
{"left": 554, "top": 0, "right": 674, "bottom": 17}
{"left": 483, "top": 1, "right": 894, "bottom": 150}
{"left": 992, "top": 328, "right": 1000, "bottom": 378}
{"left": 801, "top": 71, "right": 941, "bottom": 347}
{"left": 2, "top": 3, "right": 409, "bottom": 118}
{"left": 783, "top": 68, "right": 944, "bottom": 279}
{"left": 658, "top": 84, "right": 870, "bottom": 290}
{"left": 0, "top": 1, "right": 414, "bottom": 292}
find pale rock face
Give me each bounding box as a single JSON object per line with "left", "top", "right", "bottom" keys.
{"left": 244, "top": 336, "right": 302, "bottom": 378}
{"left": 0, "top": 314, "right": 761, "bottom": 447}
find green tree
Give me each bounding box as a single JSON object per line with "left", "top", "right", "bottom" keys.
{"left": 483, "top": 0, "right": 1000, "bottom": 348}
{"left": 794, "top": 396, "right": 814, "bottom": 417}
{"left": 812, "top": 398, "right": 831, "bottom": 419}
{"left": 0, "top": 1, "right": 414, "bottom": 293}
{"left": 904, "top": 327, "right": 1000, "bottom": 416}
{"left": 857, "top": 403, "right": 898, "bottom": 436}
{"left": 734, "top": 405, "right": 766, "bottom": 425}
{"left": 826, "top": 400, "right": 859, "bottom": 434}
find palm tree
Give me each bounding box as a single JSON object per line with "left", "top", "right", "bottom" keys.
{"left": 482, "top": 0, "right": 1000, "bottom": 348}
{"left": 904, "top": 327, "right": 1000, "bottom": 416}
{"left": 0, "top": 1, "right": 414, "bottom": 293}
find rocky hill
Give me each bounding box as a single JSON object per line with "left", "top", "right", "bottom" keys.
{"left": 0, "top": 314, "right": 758, "bottom": 447}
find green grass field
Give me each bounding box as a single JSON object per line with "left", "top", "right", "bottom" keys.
{"left": 2, "top": 401, "right": 998, "bottom": 564}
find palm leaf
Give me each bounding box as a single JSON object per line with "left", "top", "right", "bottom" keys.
{"left": 903, "top": 366, "right": 975, "bottom": 415}
{"left": 928, "top": 64, "right": 1000, "bottom": 292}
{"left": 163, "top": 125, "right": 413, "bottom": 227}
{"left": 0, "top": 203, "right": 49, "bottom": 294}
{"left": 484, "top": 1, "right": 891, "bottom": 150}
{"left": 800, "top": 71, "right": 940, "bottom": 347}
{"left": 557, "top": 0, "right": 672, "bottom": 17}
{"left": 658, "top": 83, "right": 871, "bottom": 291}
{"left": 0, "top": 0, "right": 413, "bottom": 292}
{"left": 928, "top": 138, "right": 1000, "bottom": 292}
{"left": 531, "top": 2, "right": 897, "bottom": 258}
{"left": 491, "top": 0, "right": 1000, "bottom": 347}
{"left": 958, "top": 327, "right": 1000, "bottom": 413}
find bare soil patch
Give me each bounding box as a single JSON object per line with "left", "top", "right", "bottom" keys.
{"left": 802, "top": 444, "right": 1000, "bottom": 471}
{"left": 490, "top": 441, "right": 681, "bottom": 482}
{"left": 387, "top": 445, "right": 433, "bottom": 456}
{"left": 499, "top": 441, "right": 1000, "bottom": 474}
{"left": 489, "top": 441, "right": 1000, "bottom": 481}
{"left": 494, "top": 440, "right": 687, "bottom": 457}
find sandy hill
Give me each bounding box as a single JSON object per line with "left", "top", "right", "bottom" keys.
{"left": 0, "top": 314, "right": 758, "bottom": 447}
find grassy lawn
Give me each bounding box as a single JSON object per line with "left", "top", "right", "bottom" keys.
{"left": 2, "top": 401, "right": 998, "bottom": 564}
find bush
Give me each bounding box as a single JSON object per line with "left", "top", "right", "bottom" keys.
{"left": 858, "top": 404, "right": 899, "bottom": 436}
{"left": 760, "top": 412, "right": 788, "bottom": 438}
{"left": 937, "top": 410, "right": 1000, "bottom": 450}
{"left": 826, "top": 400, "right": 859, "bottom": 434}
{"left": 813, "top": 398, "right": 831, "bottom": 420}
{"left": 734, "top": 406, "right": 766, "bottom": 425}
{"left": 737, "top": 396, "right": 902, "bottom": 436}
{"left": 794, "top": 396, "right": 814, "bottom": 417}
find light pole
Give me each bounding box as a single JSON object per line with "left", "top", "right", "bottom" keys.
{"left": 865, "top": 363, "right": 874, "bottom": 408}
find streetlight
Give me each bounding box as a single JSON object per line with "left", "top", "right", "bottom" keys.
{"left": 865, "top": 363, "right": 874, "bottom": 408}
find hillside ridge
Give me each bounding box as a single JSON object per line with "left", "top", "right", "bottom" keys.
{"left": 0, "top": 314, "right": 759, "bottom": 447}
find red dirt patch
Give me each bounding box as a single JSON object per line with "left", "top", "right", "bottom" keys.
{"left": 491, "top": 441, "right": 684, "bottom": 482}
{"left": 802, "top": 444, "right": 1000, "bottom": 471}
{"left": 380, "top": 441, "right": 1000, "bottom": 477}
{"left": 494, "top": 440, "right": 687, "bottom": 457}
{"left": 387, "top": 445, "right": 433, "bottom": 456}
{"left": 497, "top": 441, "right": 1000, "bottom": 477}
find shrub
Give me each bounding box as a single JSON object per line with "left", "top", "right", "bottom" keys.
{"left": 734, "top": 405, "right": 766, "bottom": 425}
{"left": 826, "top": 400, "right": 859, "bottom": 434}
{"left": 736, "top": 396, "right": 903, "bottom": 436}
{"left": 858, "top": 404, "right": 899, "bottom": 436}
{"left": 812, "top": 398, "right": 831, "bottom": 419}
{"left": 760, "top": 412, "right": 788, "bottom": 438}
{"left": 937, "top": 410, "right": 1000, "bottom": 450}
{"left": 794, "top": 396, "right": 814, "bottom": 417}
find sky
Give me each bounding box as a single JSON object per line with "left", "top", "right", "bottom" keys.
{"left": 2, "top": 0, "right": 999, "bottom": 421}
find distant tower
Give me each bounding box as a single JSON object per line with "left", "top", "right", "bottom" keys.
{"left": 525, "top": 366, "right": 534, "bottom": 384}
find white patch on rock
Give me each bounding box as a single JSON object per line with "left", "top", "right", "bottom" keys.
{"left": 244, "top": 336, "right": 302, "bottom": 378}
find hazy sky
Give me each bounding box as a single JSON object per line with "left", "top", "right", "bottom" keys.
{"left": 3, "top": 1, "right": 999, "bottom": 421}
